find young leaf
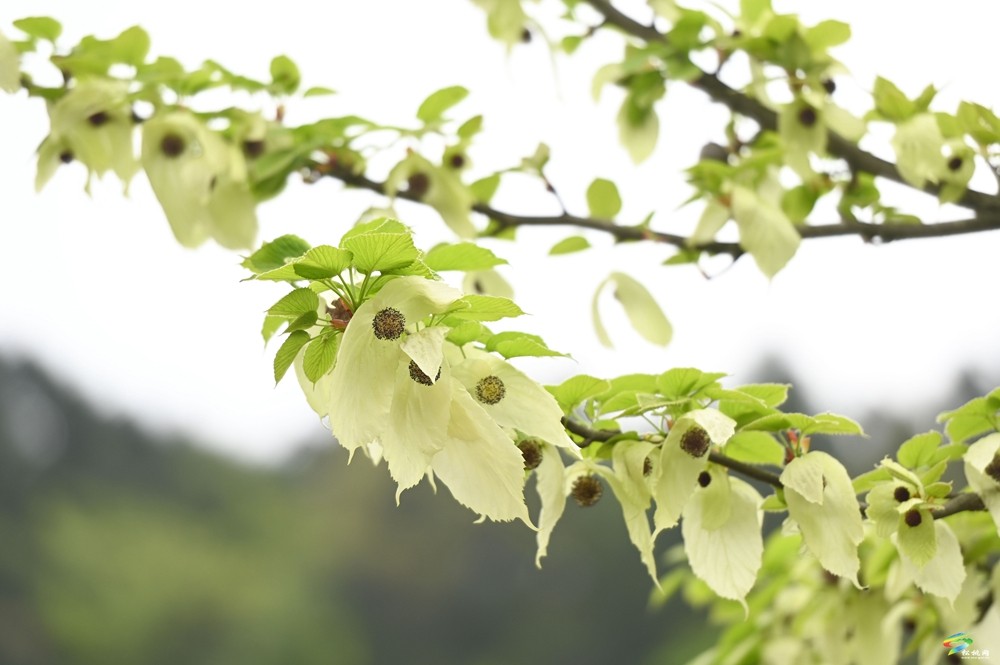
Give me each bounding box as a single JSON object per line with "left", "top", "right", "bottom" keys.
{"left": 242, "top": 235, "right": 311, "bottom": 274}
{"left": 13, "top": 16, "right": 62, "bottom": 42}
{"left": 268, "top": 288, "right": 319, "bottom": 319}
{"left": 273, "top": 330, "right": 310, "bottom": 384}
{"left": 586, "top": 178, "right": 622, "bottom": 219}
{"left": 303, "top": 330, "right": 339, "bottom": 383}
{"left": 897, "top": 431, "right": 943, "bottom": 469}
{"left": 547, "top": 375, "right": 612, "bottom": 413}
{"left": 610, "top": 272, "right": 672, "bottom": 346}
{"left": 424, "top": 242, "right": 506, "bottom": 271}
{"left": 549, "top": 236, "right": 591, "bottom": 255}
{"left": 731, "top": 186, "right": 800, "bottom": 279}
{"left": 293, "top": 245, "right": 353, "bottom": 279}
{"left": 342, "top": 232, "right": 418, "bottom": 274}
{"left": 269, "top": 55, "right": 300, "bottom": 94}
{"left": 448, "top": 295, "right": 524, "bottom": 321}
{"left": 416, "top": 85, "right": 469, "bottom": 123}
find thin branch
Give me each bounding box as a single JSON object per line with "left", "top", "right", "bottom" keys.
{"left": 324, "top": 165, "right": 1000, "bottom": 252}
{"left": 930, "top": 492, "right": 986, "bottom": 520}
{"left": 560, "top": 417, "right": 985, "bottom": 519}
{"left": 583, "top": 0, "right": 1000, "bottom": 213}
{"left": 561, "top": 417, "right": 784, "bottom": 488}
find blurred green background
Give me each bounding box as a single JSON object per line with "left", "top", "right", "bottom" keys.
{"left": 0, "top": 356, "right": 992, "bottom": 664}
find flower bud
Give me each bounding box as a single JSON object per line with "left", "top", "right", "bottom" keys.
{"left": 985, "top": 452, "right": 1000, "bottom": 483}
{"left": 893, "top": 486, "right": 911, "bottom": 503}
{"left": 903, "top": 508, "right": 922, "bottom": 527}
{"left": 798, "top": 106, "right": 818, "bottom": 127}
{"left": 406, "top": 172, "right": 430, "bottom": 198}
{"left": 697, "top": 471, "right": 712, "bottom": 487}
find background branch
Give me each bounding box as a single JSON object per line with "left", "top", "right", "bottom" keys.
{"left": 583, "top": 0, "right": 1000, "bottom": 213}
{"left": 324, "top": 166, "right": 1000, "bottom": 252}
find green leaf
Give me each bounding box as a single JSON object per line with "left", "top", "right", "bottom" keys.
{"left": 485, "top": 331, "right": 565, "bottom": 359}
{"left": 586, "top": 178, "right": 622, "bottom": 219}
{"left": 243, "top": 235, "right": 311, "bottom": 274}
{"left": 658, "top": 368, "right": 726, "bottom": 399}
{"left": 734, "top": 383, "right": 789, "bottom": 408}
{"left": 731, "top": 186, "right": 800, "bottom": 278}
{"left": 13, "top": 17, "right": 62, "bottom": 42}
{"left": 416, "top": 85, "right": 469, "bottom": 123}
{"left": 549, "top": 236, "right": 591, "bottom": 255}
{"left": 445, "top": 320, "right": 491, "bottom": 346}
{"left": 740, "top": 0, "right": 772, "bottom": 23}
{"left": 268, "top": 288, "right": 319, "bottom": 319}
{"left": 617, "top": 103, "right": 659, "bottom": 164}
{"left": 547, "top": 375, "right": 612, "bottom": 412}
{"left": 269, "top": 55, "right": 300, "bottom": 94}
{"left": 723, "top": 431, "right": 785, "bottom": 465}
{"left": 424, "top": 242, "right": 506, "bottom": 271}
{"left": 261, "top": 314, "right": 285, "bottom": 343}
{"left": 284, "top": 310, "right": 318, "bottom": 334}
{"left": 891, "top": 114, "right": 945, "bottom": 188}
{"left": 897, "top": 431, "right": 942, "bottom": 469}
{"left": 342, "top": 232, "right": 418, "bottom": 274}
{"left": 457, "top": 115, "right": 483, "bottom": 139}
{"left": 469, "top": 173, "right": 501, "bottom": 203}
{"left": 803, "top": 20, "right": 850, "bottom": 50}
{"left": 937, "top": 390, "right": 1000, "bottom": 443}
{"left": 303, "top": 331, "right": 339, "bottom": 383}
{"left": 872, "top": 77, "right": 916, "bottom": 122}
{"left": 610, "top": 272, "right": 672, "bottom": 346}
{"left": 292, "top": 245, "right": 353, "bottom": 279}
{"left": 273, "top": 330, "right": 310, "bottom": 384}
{"left": 447, "top": 295, "right": 524, "bottom": 321}
{"left": 781, "top": 185, "right": 818, "bottom": 223}
{"left": 303, "top": 86, "right": 336, "bottom": 97}
{"left": 852, "top": 467, "right": 891, "bottom": 494}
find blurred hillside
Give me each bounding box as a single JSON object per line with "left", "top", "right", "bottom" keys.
{"left": 0, "top": 357, "right": 720, "bottom": 665}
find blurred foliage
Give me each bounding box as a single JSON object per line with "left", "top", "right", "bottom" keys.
{"left": 0, "top": 358, "right": 716, "bottom": 665}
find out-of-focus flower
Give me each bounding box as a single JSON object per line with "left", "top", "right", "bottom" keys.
{"left": 36, "top": 78, "right": 139, "bottom": 192}
{"left": 141, "top": 110, "right": 257, "bottom": 249}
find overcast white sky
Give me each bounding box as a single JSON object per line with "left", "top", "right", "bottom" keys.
{"left": 1, "top": 0, "right": 999, "bottom": 462}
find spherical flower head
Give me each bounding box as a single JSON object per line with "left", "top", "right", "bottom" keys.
{"left": 963, "top": 433, "right": 1000, "bottom": 534}
{"left": 450, "top": 347, "right": 578, "bottom": 454}
{"left": 571, "top": 474, "right": 603, "bottom": 507}
{"left": 372, "top": 307, "right": 406, "bottom": 340}
{"left": 141, "top": 111, "right": 257, "bottom": 249}
{"left": 680, "top": 426, "right": 710, "bottom": 458}
{"left": 36, "top": 78, "right": 139, "bottom": 192}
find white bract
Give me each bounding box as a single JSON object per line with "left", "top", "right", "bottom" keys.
{"left": 0, "top": 31, "right": 19, "bottom": 93}
{"left": 781, "top": 451, "right": 864, "bottom": 586}
{"left": 450, "top": 347, "right": 578, "bottom": 453}
{"left": 681, "top": 469, "right": 763, "bottom": 613}
{"left": 964, "top": 432, "right": 1000, "bottom": 532}
{"left": 141, "top": 111, "right": 257, "bottom": 249}
{"left": 326, "top": 276, "right": 460, "bottom": 461}
{"left": 652, "top": 408, "right": 736, "bottom": 536}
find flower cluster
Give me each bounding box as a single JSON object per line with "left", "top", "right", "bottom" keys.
{"left": 29, "top": 77, "right": 260, "bottom": 249}
{"left": 292, "top": 273, "right": 577, "bottom": 524}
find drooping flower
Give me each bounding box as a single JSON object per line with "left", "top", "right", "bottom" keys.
{"left": 141, "top": 111, "right": 257, "bottom": 249}
{"left": 652, "top": 408, "right": 736, "bottom": 536}
{"left": 781, "top": 450, "right": 864, "bottom": 586}
{"left": 429, "top": 383, "right": 532, "bottom": 524}
{"left": 36, "top": 78, "right": 139, "bottom": 192}
{"left": 450, "top": 346, "right": 578, "bottom": 453}
{"left": 325, "top": 276, "right": 460, "bottom": 465}
{"left": 681, "top": 467, "right": 763, "bottom": 613}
